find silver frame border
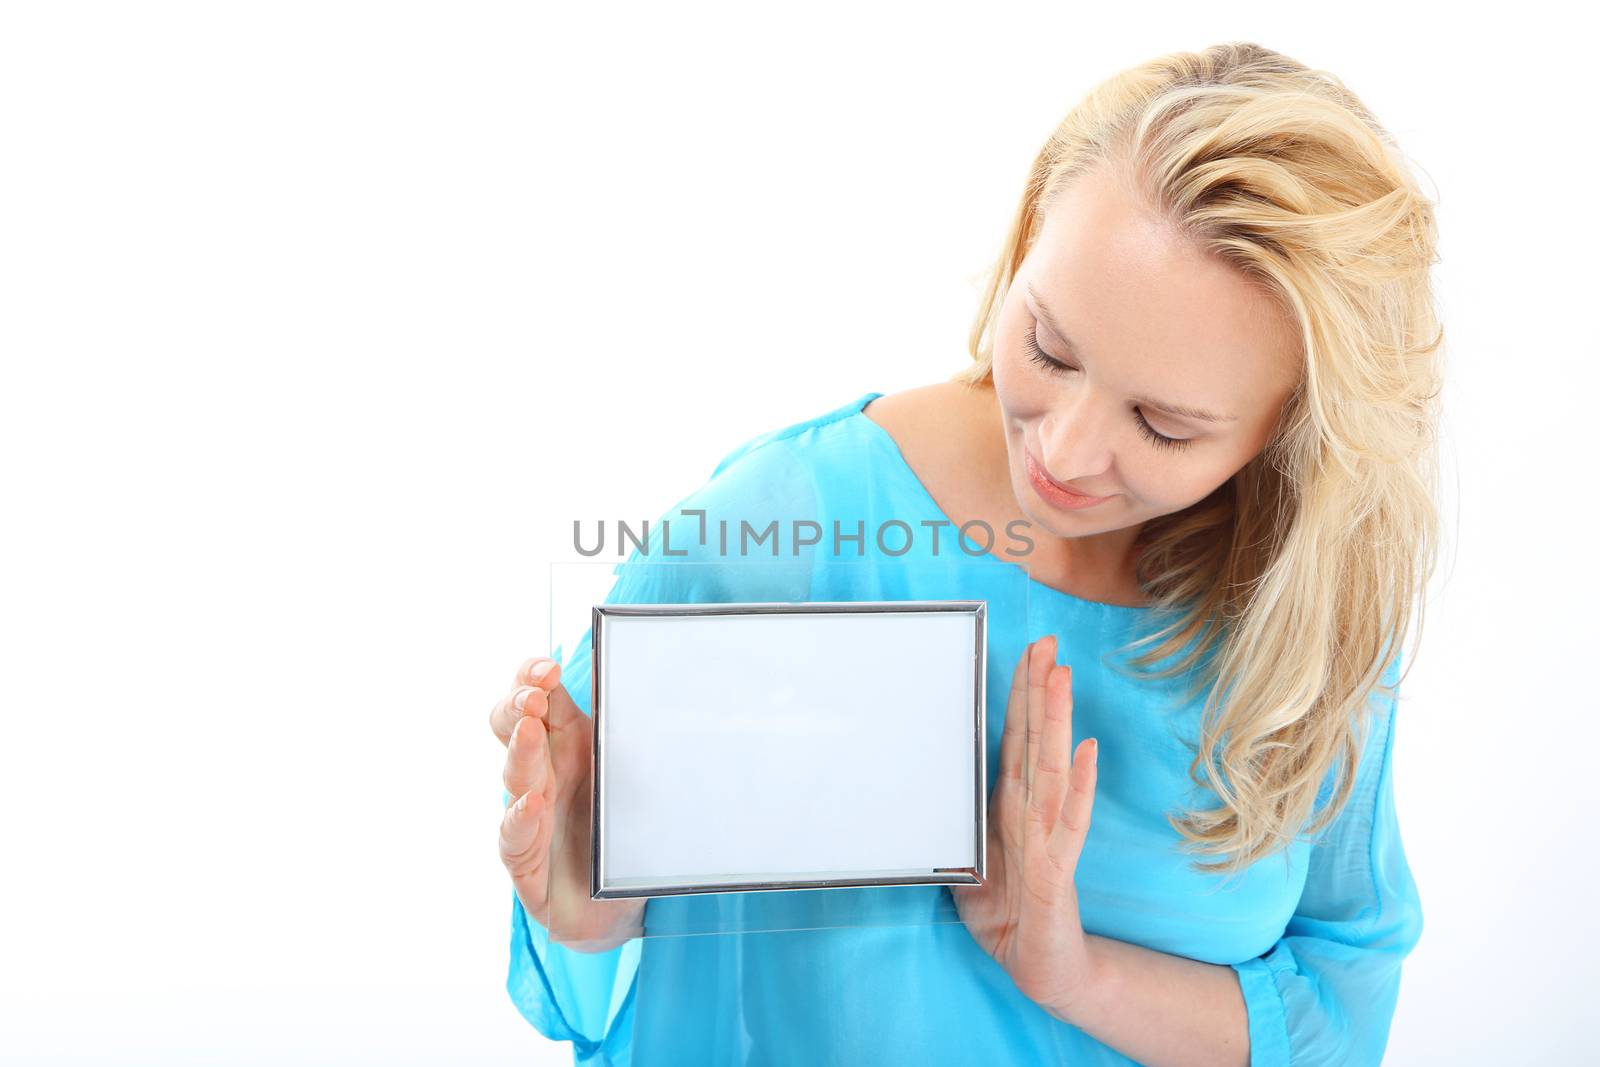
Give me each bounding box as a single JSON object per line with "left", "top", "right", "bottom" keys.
{"left": 589, "top": 600, "right": 988, "bottom": 900}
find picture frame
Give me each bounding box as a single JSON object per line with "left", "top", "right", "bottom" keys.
{"left": 589, "top": 600, "right": 988, "bottom": 900}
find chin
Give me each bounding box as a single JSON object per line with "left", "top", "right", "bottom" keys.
{"left": 1026, "top": 502, "right": 1101, "bottom": 535}
{"left": 1008, "top": 479, "right": 1074, "bottom": 535}
{"left": 1015, "top": 478, "right": 1134, "bottom": 537}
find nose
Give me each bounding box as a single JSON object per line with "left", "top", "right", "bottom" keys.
{"left": 1037, "top": 392, "right": 1116, "bottom": 484}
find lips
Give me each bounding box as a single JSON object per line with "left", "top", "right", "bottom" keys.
{"left": 1046, "top": 472, "right": 1099, "bottom": 497}
{"left": 1029, "top": 452, "right": 1105, "bottom": 498}
{"left": 1025, "top": 450, "right": 1112, "bottom": 507}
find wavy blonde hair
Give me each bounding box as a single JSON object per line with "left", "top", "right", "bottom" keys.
{"left": 952, "top": 42, "right": 1445, "bottom": 879}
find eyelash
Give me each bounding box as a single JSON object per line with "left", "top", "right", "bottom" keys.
{"left": 1023, "top": 324, "right": 1193, "bottom": 453}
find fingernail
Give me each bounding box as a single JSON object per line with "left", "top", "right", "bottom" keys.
{"left": 1088, "top": 737, "right": 1098, "bottom": 761}
{"left": 513, "top": 687, "right": 534, "bottom": 711}
{"left": 530, "top": 661, "right": 554, "bottom": 682}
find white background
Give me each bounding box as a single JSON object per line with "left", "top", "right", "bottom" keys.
{"left": 2, "top": 2, "right": 1592, "bottom": 1064}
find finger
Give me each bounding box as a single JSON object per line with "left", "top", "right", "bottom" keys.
{"left": 491, "top": 659, "right": 588, "bottom": 743}
{"left": 514, "top": 656, "right": 561, "bottom": 692}
{"left": 499, "top": 785, "right": 553, "bottom": 919}
{"left": 518, "top": 655, "right": 588, "bottom": 735}
{"left": 998, "top": 640, "right": 1032, "bottom": 790}
{"left": 1027, "top": 663, "right": 1075, "bottom": 833}
{"left": 1024, "top": 635, "right": 1056, "bottom": 796}
{"left": 1045, "top": 736, "right": 1098, "bottom": 871}
{"left": 502, "top": 714, "right": 553, "bottom": 802}
{"left": 490, "top": 685, "right": 550, "bottom": 747}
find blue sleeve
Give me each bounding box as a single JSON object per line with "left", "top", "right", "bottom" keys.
{"left": 504, "top": 617, "right": 639, "bottom": 1067}
{"left": 1230, "top": 655, "right": 1424, "bottom": 1067}
{"left": 505, "top": 432, "right": 817, "bottom": 1063}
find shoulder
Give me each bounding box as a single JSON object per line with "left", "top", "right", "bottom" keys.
{"left": 858, "top": 381, "right": 990, "bottom": 470}
{"left": 704, "top": 382, "right": 991, "bottom": 501}
{"left": 666, "top": 381, "right": 992, "bottom": 535}
{"left": 664, "top": 390, "right": 891, "bottom": 528}
{"left": 603, "top": 393, "right": 891, "bottom": 609}
{"left": 703, "top": 381, "right": 984, "bottom": 479}
{"left": 706, "top": 390, "right": 881, "bottom": 481}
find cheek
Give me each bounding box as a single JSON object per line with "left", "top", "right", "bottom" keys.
{"left": 1124, "top": 455, "right": 1237, "bottom": 515}
{"left": 989, "top": 324, "right": 1018, "bottom": 391}
{"left": 990, "top": 326, "right": 1049, "bottom": 415}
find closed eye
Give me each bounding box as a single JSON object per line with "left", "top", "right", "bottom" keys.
{"left": 1023, "top": 322, "right": 1193, "bottom": 453}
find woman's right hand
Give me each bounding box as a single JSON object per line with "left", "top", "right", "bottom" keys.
{"left": 493, "top": 655, "right": 646, "bottom": 953}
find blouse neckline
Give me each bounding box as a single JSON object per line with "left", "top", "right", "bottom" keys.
{"left": 847, "top": 390, "right": 1157, "bottom": 618}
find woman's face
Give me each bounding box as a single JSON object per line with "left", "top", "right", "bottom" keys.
{"left": 991, "top": 165, "right": 1303, "bottom": 542}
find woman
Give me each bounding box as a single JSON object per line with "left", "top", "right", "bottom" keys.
{"left": 491, "top": 41, "right": 1442, "bottom": 1066}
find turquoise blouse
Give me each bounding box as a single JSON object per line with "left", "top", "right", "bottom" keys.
{"left": 506, "top": 391, "right": 1423, "bottom": 1066}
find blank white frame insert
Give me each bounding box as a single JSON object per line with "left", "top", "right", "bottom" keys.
{"left": 589, "top": 600, "right": 987, "bottom": 899}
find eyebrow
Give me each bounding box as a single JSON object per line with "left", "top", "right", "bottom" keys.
{"left": 1024, "top": 281, "right": 1240, "bottom": 424}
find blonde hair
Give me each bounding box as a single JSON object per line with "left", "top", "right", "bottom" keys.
{"left": 953, "top": 42, "right": 1444, "bottom": 879}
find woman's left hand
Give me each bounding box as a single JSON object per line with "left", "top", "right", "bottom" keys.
{"left": 951, "top": 635, "right": 1101, "bottom": 1022}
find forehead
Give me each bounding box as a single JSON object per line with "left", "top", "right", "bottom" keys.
{"left": 1027, "top": 170, "right": 1302, "bottom": 410}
